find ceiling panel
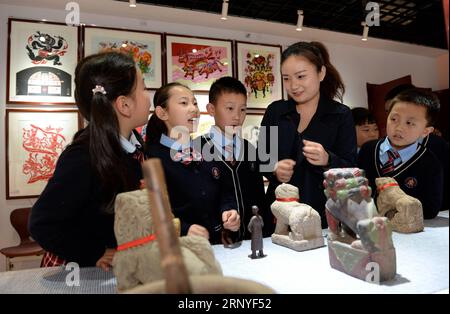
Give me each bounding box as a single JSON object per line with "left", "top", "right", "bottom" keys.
{"left": 116, "top": 0, "right": 447, "bottom": 49}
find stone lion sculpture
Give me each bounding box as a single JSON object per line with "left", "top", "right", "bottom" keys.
{"left": 113, "top": 189, "right": 222, "bottom": 292}
{"left": 375, "top": 177, "right": 424, "bottom": 233}
{"left": 270, "top": 183, "right": 324, "bottom": 251}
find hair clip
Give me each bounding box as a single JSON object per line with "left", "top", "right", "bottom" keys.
{"left": 92, "top": 85, "right": 107, "bottom": 95}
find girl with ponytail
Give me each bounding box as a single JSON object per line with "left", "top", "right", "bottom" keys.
{"left": 260, "top": 41, "right": 357, "bottom": 229}
{"left": 30, "top": 51, "right": 151, "bottom": 269}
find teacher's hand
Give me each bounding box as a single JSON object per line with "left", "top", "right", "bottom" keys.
{"left": 302, "top": 140, "right": 329, "bottom": 166}
{"left": 274, "top": 159, "right": 296, "bottom": 183}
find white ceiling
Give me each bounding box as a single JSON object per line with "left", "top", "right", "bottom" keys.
{"left": 1, "top": 0, "right": 448, "bottom": 57}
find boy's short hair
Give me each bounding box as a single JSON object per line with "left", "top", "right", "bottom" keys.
{"left": 388, "top": 89, "right": 440, "bottom": 126}
{"left": 209, "top": 76, "right": 247, "bottom": 104}
{"left": 351, "top": 107, "right": 377, "bottom": 126}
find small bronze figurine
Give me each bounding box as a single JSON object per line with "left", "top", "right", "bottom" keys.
{"left": 248, "top": 205, "right": 266, "bottom": 259}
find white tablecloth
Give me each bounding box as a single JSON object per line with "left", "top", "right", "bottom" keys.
{"left": 212, "top": 211, "right": 449, "bottom": 294}
{"left": 0, "top": 211, "right": 448, "bottom": 294}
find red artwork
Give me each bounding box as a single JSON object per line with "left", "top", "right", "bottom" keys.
{"left": 243, "top": 52, "right": 275, "bottom": 99}
{"left": 22, "top": 124, "right": 66, "bottom": 183}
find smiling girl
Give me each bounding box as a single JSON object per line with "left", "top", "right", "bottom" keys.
{"left": 145, "top": 83, "right": 239, "bottom": 244}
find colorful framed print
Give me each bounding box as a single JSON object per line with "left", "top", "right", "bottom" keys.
{"left": 165, "top": 34, "right": 233, "bottom": 91}
{"left": 242, "top": 112, "right": 264, "bottom": 147}
{"left": 6, "top": 109, "right": 82, "bottom": 199}
{"left": 7, "top": 18, "right": 79, "bottom": 104}
{"left": 235, "top": 41, "right": 283, "bottom": 110}
{"left": 83, "top": 26, "right": 163, "bottom": 89}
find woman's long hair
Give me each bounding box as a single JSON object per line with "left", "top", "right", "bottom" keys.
{"left": 73, "top": 51, "right": 139, "bottom": 211}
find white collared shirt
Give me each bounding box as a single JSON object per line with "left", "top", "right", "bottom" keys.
{"left": 120, "top": 132, "right": 141, "bottom": 153}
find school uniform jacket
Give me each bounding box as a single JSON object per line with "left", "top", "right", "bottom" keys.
{"left": 146, "top": 143, "right": 237, "bottom": 244}
{"left": 29, "top": 135, "right": 143, "bottom": 267}
{"left": 259, "top": 96, "right": 357, "bottom": 227}
{"left": 200, "top": 135, "right": 274, "bottom": 239}
{"left": 358, "top": 138, "right": 443, "bottom": 219}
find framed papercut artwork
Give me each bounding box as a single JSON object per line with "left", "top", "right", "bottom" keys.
{"left": 7, "top": 18, "right": 79, "bottom": 104}
{"left": 83, "top": 26, "right": 163, "bottom": 89}
{"left": 6, "top": 109, "right": 82, "bottom": 199}
{"left": 235, "top": 41, "right": 283, "bottom": 110}
{"left": 165, "top": 34, "right": 233, "bottom": 91}
{"left": 242, "top": 112, "right": 264, "bottom": 147}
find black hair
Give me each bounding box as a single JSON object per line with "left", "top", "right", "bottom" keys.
{"left": 145, "top": 82, "right": 189, "bottom": 144}
{"left": 281, "top": 41, "right": 345, "bottom": 102}
{"left": 388, "top": 89, "right": 440, "bottom": 126}
{"left": 384, "top": 84, "right": 416, "bottom": 102}
{"left": 209, "top": 76, "right": 247, "bottom": 104}
{"left": 351, "top": 107, "right": 377, "bottom": 126}
{"left": 72, "top": 51, "right": 139, "bottom": 211}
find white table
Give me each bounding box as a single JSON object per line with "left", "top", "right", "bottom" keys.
{"left": 0, "top": 211, "right": 448, "bottom": 294}
{"left": 213, "top": 211, "right": 449, "bottom": 294}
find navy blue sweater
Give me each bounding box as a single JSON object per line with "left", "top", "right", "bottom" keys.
{"left": 29, "top": 140, "right": 143, "bottom": 266}
{"left": 199, "top": 135, "right": 274, "bottom": 239}
{"left": 358, "top": 138, "right": 443, "bottom": 219}
{"left": 146, "top": 143, "right": 237, "bottom": 244}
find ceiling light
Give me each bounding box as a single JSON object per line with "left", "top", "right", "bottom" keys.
{"left": 221, "top": 0, "right": 229, "bottom": 20}
{"left": 296, "top": 10, "right": 304, "bottom": 31}
{"left": 361, "top": 21, "right": 369, "bottom": 41}
{"left": 129, "top": 0, "right": 136, "bottom": 8}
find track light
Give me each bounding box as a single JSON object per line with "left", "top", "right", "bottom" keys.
{"left": 296, "top": 10, "right": 304, "bottom": 31}
{"left": 221, "top": 0, "right": 229, "bottom": 20}
{"left": 129, "top": 0, "right": 136, "bottom": 8}
{"left": 361, "top": 22, "right": 369, "bottom": 41}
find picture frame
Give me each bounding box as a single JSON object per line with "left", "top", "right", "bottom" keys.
{"left": 6, "top": 109, "right": 82, "bottom": 199}
{"left": 235, "top": 41, "right": 283, "bottom": 110}
{"left": 7, "top": 18, "right": 79, "bottom": 104}
{"left": 83, "top": 26, "right": 163, "bottom": 90}
{"left": 242, "top": 112, "right": 264, "bottom": 147}
{"left": 165, "top": 34, "right": 233, "bottom": 91}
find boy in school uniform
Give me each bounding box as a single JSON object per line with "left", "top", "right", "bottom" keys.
{"left": 358, "top": 88, "right": 443, "bottom": 219}
{"left": 198, "top": 77, "right": 274, "bottom": 242}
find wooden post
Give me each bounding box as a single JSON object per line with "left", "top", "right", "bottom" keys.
{"left": 142, "top": 159, "right": 192, "bottom": 294}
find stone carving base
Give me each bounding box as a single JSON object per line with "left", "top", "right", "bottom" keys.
{"left": 327, "top": 239, "right": 396, "bottom": 282}
{"left": 271, "top": 234, "right": 324, "bottom": 252}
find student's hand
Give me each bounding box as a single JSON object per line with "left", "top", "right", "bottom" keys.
{"left": 96, "top": 248, "right": 116, "bottom": 272}
{"left": 188, "top": 224, "right": 209, "bottom": 239}
{"left": 302, "top": 140, "right": 329, "bottom": 166}
{"left": 274, "top": 159, "right": 296, "bottom": 183}
{"left": 222, "top": 210, "right": 240, "bottom": 232}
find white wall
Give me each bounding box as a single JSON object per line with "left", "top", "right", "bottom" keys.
{"left": 0, "top": 2, "right": 448, "bottom": 271}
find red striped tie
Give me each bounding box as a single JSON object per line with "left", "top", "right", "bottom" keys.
{"left": 381, "top": 149, "right": 400, "bottom": 175}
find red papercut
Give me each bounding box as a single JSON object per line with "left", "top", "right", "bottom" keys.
{"left": 22, "top": 124, "right": 66, "bottom": 184}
